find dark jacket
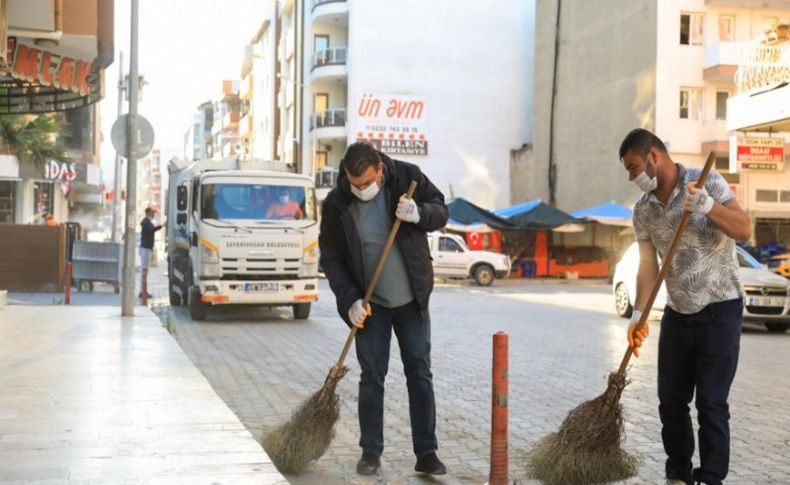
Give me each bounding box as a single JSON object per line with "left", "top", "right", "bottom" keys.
{"left": 319, "top": 152, "right": 448, "bottom": 326}
{"left": 140, "top": 217, "right": 163, "bottom": 249}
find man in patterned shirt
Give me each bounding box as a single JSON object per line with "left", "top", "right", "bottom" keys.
{"left": 619, "top": 128, "right": 751, "bottom": 485}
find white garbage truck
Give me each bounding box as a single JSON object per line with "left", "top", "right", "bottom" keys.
{"left": 165, "top": 156, "right": 319, "bottom": 321}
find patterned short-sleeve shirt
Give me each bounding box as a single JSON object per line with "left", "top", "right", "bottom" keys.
{"left": 632, "top": 163, "right": 743, "bottom": 315}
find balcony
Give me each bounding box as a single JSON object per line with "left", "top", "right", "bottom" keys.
{"left": 312, "top": 0, "right": 348, "bottom": 25}
{"left": 728, "top": 41, "right": 790, "bottom": 132}
{"left": 311, "top": 47, "right": 347, "bottom": 82}
{"left": 310, "top": 109, "right": 346, "bottom": 140}
{"left": 703, "top": 42, "right": 738, "bottom": 83}
{"left": 222, "top": 111, "right": 240, "bottom": 130}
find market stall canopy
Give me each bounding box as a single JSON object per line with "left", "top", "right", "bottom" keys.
{"left": 571, "top": 201, "right": 633, "bottom": 227}
{"left": 446, "top": 198, "right": 516, "bottom": 231}
{"left": 494, "top": 200, "right": 579, "bottom": 230}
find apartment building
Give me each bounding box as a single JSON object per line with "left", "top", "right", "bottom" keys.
{"left": 530, "top": 0, "right": 790, "bottom": 219}
{"left": 237, "top": 0, "right": 534, "bottom": 206}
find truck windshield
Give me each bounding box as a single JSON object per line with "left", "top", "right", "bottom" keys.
{"left": 201, "top": 183, "right": 316, "bottom": 221}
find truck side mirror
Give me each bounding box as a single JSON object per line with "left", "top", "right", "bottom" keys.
{"left": 176, "top": 213, "right": 187, "bottom": 225}
{"left": 177, "top": 185, "right": 188, "bottom": 211}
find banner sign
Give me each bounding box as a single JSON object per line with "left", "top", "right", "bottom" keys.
{"left": 355, "top": 93, "right": 428, "bottom": 156}
{"left": 736, "top": 137, "right": 785, "bottom": 172}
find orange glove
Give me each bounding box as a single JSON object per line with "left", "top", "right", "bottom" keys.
{"left": 627, "top": 310, "right": 650, "bottom": 358}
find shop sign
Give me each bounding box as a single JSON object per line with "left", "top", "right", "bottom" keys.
{"left": 355, "top": 93, "right": 428, "bottom": 156}
{"left": 8, "top": 41, "right": 93, "bottom": 97}
{"left": 736, "top": 137, "right": 785, "bottom": 172}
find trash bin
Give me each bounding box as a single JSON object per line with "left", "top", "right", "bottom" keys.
{"left": 521, "top": 261, "right": 536, "bottom": 279}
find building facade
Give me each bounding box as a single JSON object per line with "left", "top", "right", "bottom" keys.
{"left": 531, "top": 0, "right": 790, "bottom": 222}
{"left": 0, "top": 0, "right": 113, "bottom": 227}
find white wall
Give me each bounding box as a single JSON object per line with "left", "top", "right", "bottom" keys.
{"left": 345, "top": 0, "right": 534, "bottom": 208}
{"left": 251, "top": 11, "right": 277, "bottom": 161}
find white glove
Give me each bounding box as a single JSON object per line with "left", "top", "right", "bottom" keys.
{"left": 395, "top": 196, "right": 420, "bottom": 223}
{"left": 348, "top": 299, "right": 371, "bottom": 329}
{"left": 685, "top": 183, "right": 714, "bottom": 215}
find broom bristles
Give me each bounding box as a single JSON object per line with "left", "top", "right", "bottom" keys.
{"left": 525, "top": 372, "right": 640, "bottom": 484}
{"left": 261, "top": 365, "right": 349, "bottom": 473}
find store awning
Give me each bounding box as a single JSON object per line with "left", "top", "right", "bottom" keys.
{"left": 571, "top": 201, "right": 633, "bottom": 227}
{"left": 446, "top": 198, "right": 516, "bottom": 231}
{"left": 494, "top": 200, "right": 579, "bottom": 230}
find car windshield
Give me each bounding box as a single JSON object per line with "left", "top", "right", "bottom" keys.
{"left": 201, "top": 183, "right": 316, "bottom": 221}
{"left": 736, "top": 248, "right": 761, "bottom": 269}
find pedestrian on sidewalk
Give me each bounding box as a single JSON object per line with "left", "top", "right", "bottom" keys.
{"left": 620, "top": 128, "right": 751, "bottom": 485}
{"left": 318, "top": 142, "right": 449, "bottom": 477}
{"left": 139, "top": 206, "right": 163, "bottom": 299}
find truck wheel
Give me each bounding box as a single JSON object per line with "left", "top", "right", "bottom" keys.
{"left": 765, "top": 323, "right": 789, "bottom": 333}
{"left": 473, "top": 264, "right": 495, "bottom": 286}
{"left": 189, "top": 286, "right": 207, "bottom": 321}
{"left": 293, "top": 303, "right": 311, "bottom": 320}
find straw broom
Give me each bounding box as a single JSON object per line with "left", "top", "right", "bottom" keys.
{"left": 526, "top": 152, "right": 716, "bottom": 485}
{"left": 261, "top": 180, "right": 418, "bottom": 473}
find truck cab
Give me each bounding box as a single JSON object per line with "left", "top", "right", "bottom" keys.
{"left": 427, "top": 232, "right": 510, "bottom": 286}
{"left": 166, "top": 157, "right": 319, "bottom": 320}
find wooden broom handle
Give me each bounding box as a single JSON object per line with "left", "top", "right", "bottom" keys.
{"left": 334, "top": 180, "right": 419, "bottom": 368}
{"left": 616, "top": 151, "right": 716, "bottom": 377}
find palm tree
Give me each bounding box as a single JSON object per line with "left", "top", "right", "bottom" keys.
{"left": 0, "top": 114, "right": 71, "bottom": 169}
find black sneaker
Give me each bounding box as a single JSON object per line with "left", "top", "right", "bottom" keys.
{"left": 356, "top": 452, "right": 381, "bottom": 476}
{"left": 415, "top": 452, "right": 447, "bottom": 475}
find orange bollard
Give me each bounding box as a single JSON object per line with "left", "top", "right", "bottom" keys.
{"left": 489, "top": 331, "right": 509, "bottom": 485}
{"left": 65, "top": 262, "right": 72, "bottom": 305}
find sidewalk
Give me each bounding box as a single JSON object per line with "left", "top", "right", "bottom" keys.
{"left": 0, "top": 303, "right": 287, "bottom": 484}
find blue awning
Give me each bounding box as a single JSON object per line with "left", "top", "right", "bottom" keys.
{"left": 571, "top": 201, "right": 633, "bottom": 227}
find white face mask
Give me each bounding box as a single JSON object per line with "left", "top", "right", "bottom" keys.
{"left": 351, "top": 182, "right": 380, "bottom": 202}
{"left": 279, "top": 195, "right": 289, "bottom": 204}
{"left": 632, "top": 156, "right": 658, "bottom": 193}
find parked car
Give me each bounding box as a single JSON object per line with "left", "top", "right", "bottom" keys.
{"left": 427, "top": 232, "right": 510, "bottom": 286}
{"left": 613, "top": 242, "right": 790, "bottom": 333}
{"left": 767, "top": 252, "right": 790, "bottom": 279}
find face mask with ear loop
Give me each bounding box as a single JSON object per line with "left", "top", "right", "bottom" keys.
{"left": 632, "top": 154, "right": 658, "bottom": 193}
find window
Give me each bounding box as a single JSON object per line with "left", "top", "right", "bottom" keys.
{"left": 680, "top": 13, "right": 705, "bottom": 45}
{"left": 314, "top": 93, "right": 328, "bottom": 114}
{"left": 680, "top": 88, "right": 703, "bottom": 120}
{"left": 33, "top": 182, "right": 53, "bottom": 219}
{"left": 439, "top": 237, "right": 464, "bottom": 253}
{"left": 0, "top": 180, "right": 15, "bottom": 223}
{"left": 315, "top": 151, "right": 327, "bottom": 170}
{"left": 781, "top": 190, "right": 790, "bottom": 203}
{"left": 201, "top": 183, "right": 315, "bottom": 221}
{"left": 756, "top": 190, "right": 778, "bottom": 203}
{"left": 314, "top": 34, "right": 329, "bottom": 56}
{"left": 719, "top": 15, "right": 735, "bottom": 42}
{"left": 715, "top": 157, "right": 730, "bottom": 171}
{"left": 716, "top": 91, "right": 730, "bottom": 120}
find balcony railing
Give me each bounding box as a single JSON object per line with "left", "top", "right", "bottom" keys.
{"left": 311, "top": 109, "right": 346, "bottom": 130}
{"left": 313, "top": 47, "right": 347, "bottom": 70}
{"left": 313, "top": 0, "right": 345, "bottom": 11}
{"left": 735, "top": 42, "right": 790, "bottom": 93}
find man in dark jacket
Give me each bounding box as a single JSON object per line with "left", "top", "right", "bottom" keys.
{"left": 139, "top": 206, "right": 163, "bottom": 299}
{"left": 319, "top": 142, "right": 448, "bottom": 476}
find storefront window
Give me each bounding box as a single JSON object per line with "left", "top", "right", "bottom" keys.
{"left": 0, "top": 181, "right": 15, "bottom": 223}
{"left": 33, "top": 181, "right": 54, "bottom": 220}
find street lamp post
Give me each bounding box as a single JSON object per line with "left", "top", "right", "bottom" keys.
{"left": 121, "top": 0, "right": 140, "bottom": 316}
{"left": 111, "top": 51, "right": 125, "bottom": 243}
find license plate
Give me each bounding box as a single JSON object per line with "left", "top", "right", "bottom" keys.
{"left": 243, "top": 282, "right": 278, "bottom": 292}
{"left": 747, "top": 296, "right": 785, "bottom": 307}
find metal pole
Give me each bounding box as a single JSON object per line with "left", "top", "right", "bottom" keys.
{"left": 121, "top": 0, "right": 139, "bottom": 316}
{"left": 111, "top": 51, "right": 124, "bottom": 243}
